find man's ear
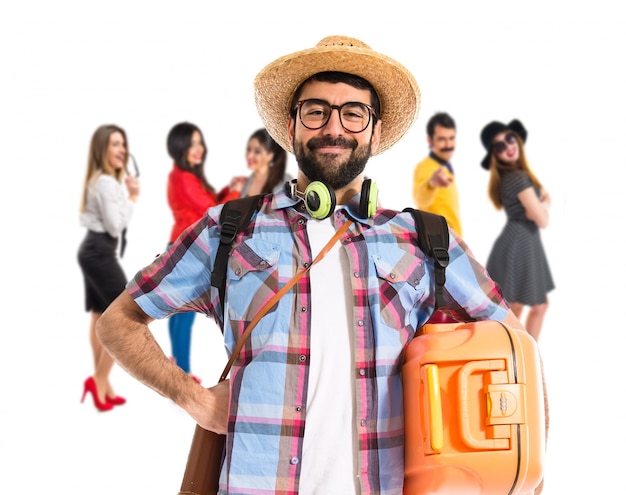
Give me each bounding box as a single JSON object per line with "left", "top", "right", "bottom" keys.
{"left": 288, "top": 118, "right": 295, "bottom": 146}
{"left": 370, "top": 119, "right": 382, "bottom": 155}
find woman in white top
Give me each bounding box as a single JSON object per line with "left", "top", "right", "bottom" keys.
{"left": 77, "top": 124, "right": 140, "bottom": 411}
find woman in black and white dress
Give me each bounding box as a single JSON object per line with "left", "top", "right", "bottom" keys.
{"left": 480, "top": 119, "right": 554, "bottom": 342}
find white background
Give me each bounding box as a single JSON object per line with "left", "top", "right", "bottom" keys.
{"left": 1, "top": 1, "right": 624, "bottom": 493}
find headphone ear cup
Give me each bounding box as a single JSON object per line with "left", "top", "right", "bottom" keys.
{"left": 304, "top": 181, "right": 336, "bottom": 219}
{"left": 359, "top": 179, "right": 379, "bottom": 218}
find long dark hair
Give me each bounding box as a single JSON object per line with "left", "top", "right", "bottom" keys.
{"left": 167, "top": 122, "right": 214, "bottom": 193}
{"left": 249, "top": 128, "right": 288, "bottom": 194}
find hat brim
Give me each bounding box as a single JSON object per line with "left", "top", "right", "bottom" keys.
{"left": 254, "top": 38, "right": 420, "bottom": 156}
{"left": 479, "top": 119, "right": 528, "bottom": 170}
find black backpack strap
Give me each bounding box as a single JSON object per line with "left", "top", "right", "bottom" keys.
{"left": 211, "top": 195, "right": 265, "bottom": 323}
{"left": 403, "top": 208, "right": 450, "bottom": 309}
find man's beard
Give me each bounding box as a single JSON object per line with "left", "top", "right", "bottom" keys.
{"left": 293, "top": 135, "right": 371, "bottom": 190}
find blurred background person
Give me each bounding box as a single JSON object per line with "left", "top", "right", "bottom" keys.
{"left": 480, "top": 119, "right": 554, "bottom": 341}
{"left": 412, "top": 112, "right": 461, "bottom": 324}
{"left": 241, "top": 127, "right": 291, "bottom": 197}
{"left": 77, "top": 124, "right": 140, "bottom": 411}
{"left": 412, "top": 112, "right": 462, "bottom": 236}
{"left": 165, "top": 121, "right": 245, "bottom": 381}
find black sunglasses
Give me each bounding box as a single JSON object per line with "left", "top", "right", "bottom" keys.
{"left": 493, "top": 132, "right": 517, "bottom": 154}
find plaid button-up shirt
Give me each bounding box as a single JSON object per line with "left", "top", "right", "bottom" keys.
{"left": 128, "top": 189, "right": 509, "bottom": 495}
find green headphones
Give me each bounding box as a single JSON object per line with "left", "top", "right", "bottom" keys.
{"left": 297, "top": 178, "right": 378, "bottom": 220}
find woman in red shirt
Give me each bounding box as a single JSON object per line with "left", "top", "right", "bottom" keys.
{"left": 166, "top": 122, "right": 245, "bottom": 380}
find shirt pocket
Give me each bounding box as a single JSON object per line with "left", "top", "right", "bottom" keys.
{"left": 226, "top": 238, "right": 281, "bottom": 324}
{"left": 372, "top": 249, "right": 428, "bottom": 332}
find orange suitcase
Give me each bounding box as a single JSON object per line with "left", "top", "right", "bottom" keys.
{"left": 403, "top": 321, "right": 545, "bottom": 495}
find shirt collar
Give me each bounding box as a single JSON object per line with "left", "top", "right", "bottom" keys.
{"left": 273, "top": 182, "right": 373, "bottom": 225}
{"left": 429, "top": 151, "right": 454, "bottom": 175}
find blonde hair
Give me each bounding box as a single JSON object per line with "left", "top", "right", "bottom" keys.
{"left": 80, "top": 125, "right": 128, "bottom": 212}
{"left": 487, "top": 132, "right": 542, "bottom": 209}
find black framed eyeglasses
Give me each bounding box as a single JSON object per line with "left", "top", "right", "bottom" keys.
{"left": 493, "top": 132, "right": 517, "bottom": 155}
{"left": 296, "top": 99, "right": 375, "bottom": 133}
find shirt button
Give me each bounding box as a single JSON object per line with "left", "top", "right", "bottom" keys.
{"left": 300, "top": 307, "right": 307, "bottom": 312}
{"left": 303, "top": 262, "right": 310, "bottom": 268}
{"left": 295, "top": 406, "right": 302, "bottom": 412}
{"left": 359, "top": 369, "right": 366, "bottom": 376}
{"left": 290, "top": 457, "right": 299, "bottom": 465}
{"left": 360, "top": 419, "right": 367, "bottom": 427}
{"left": 298, "top": 218, "right": 305, "bottom": 225}
{"left": 235, "top": 269, "right": 241, "bottom": 276}
{"left": 390, "top": 272, "right": 396, "bottom": 279}
{"left": 299, "top": 355, "right": 307, "bottom": 362}
{"left": 354, "top": 271, "right": 360, "bottom": 278}
{"left": 357, "top": 320, "right": 364, "bottom": 326}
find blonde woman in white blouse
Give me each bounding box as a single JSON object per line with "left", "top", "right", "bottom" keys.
{"left": 77, "top": 124, "right": 139, "bottom": 412}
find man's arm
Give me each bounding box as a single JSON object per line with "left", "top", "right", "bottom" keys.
{"left": 96, "top": 290, "right": 229, "bottom": 434}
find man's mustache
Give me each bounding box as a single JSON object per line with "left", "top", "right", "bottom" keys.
{"left": 441, "top": 147, "right": 455, "bottom": 153}
{"left": 307, "top": 136, "right": 357, "bottom": 151}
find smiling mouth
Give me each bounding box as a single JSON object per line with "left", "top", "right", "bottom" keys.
{"left": 314, "top": 146, "right": 350, "bottom": 153}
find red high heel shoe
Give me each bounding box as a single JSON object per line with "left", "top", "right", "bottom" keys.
{"left": 81, "top": 377, "right": 113, "bottom": 412}
{"left": 106, "top": 394, "right": 126, "bottom": 406}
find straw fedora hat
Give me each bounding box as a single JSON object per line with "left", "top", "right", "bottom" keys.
{"left": 254, "top": 35, "right": 420, "bottom": 155}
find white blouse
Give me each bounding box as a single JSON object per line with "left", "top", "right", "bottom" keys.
{"left": 79, "top": 174, "right": 134, "bottom": 239}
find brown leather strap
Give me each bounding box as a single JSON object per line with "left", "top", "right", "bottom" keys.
{"left": 219, "top": 219, "right": 353, "bottom": 382}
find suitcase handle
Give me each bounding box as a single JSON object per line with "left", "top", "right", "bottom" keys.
{"left": 424, "top": 364, "right": 444, "bottom": 452}
{"left": 458, "top": 360, "right": 509, "bottom": 450}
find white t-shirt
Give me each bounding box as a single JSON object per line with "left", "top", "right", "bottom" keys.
{"left": 299, "top": 214, "right": 359, "bottom": 495}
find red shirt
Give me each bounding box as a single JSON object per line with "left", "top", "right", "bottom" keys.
{"left": 167, "top": 165, "right": 240, "bottom": 243}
